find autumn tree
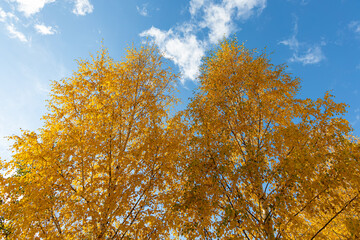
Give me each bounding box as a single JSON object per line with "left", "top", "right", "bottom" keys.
{"left": 1, "top": 39, "right": 360, "bottom": 240}
{"left": 174, "top": 39, "right": 360, "bottom": 239}
{"left": 0, "top": 45, "right": 181, "bottom": 239}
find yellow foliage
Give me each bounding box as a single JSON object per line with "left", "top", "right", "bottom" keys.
{"left": 173, "top": 38, "right": 360, "bottom": 239}
{"left": 1, "top": 39, "right": 359, "bottom": 239}
{"left": 0, "top": 45, "right": 180, "bottom": 239}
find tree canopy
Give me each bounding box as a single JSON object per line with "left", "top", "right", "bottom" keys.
{"left": 1, "top": 39, "right": 360, "bottom": 239}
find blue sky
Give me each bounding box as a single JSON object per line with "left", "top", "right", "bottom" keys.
{"left": 0, "top": 0, "right": 359, "bottom": 158}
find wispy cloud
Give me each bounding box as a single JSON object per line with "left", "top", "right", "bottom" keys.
{"left": 189, "top": 0, "right": 205, "bottom": 15}
{"left": 0, "top": 7, "right": 27, "bottom": 42}
{"left": 0, "top": 7, "right": 17, "bottom": 22}
{"left": 289, "top": 46, "right": 324, "bottom": 65}
{"left": 351, "top": 108, "right": 360, "bottom": 127}
{"left": 279, "top": 21, "right": 300, "bottom": 49}
{"left": 9, "top": 0, "right": 55, "bottom": 17}
{"left": 73, "top": 0, "right": 94, "bottom": 16}
{"left": 34, "top": 23, "right": 56, "bottom": 35}
{"left": 136, "top": 4, "right": 148, "bottom": 17}
{"left": 8, "top": 0, "right": 94, "bottom": 17}
{"left": 1, "top": 1, "right": 94, "bottom": 43}
{"left": 280, "top": 20, "right": 325, "bottom": 65}
{"left": 141, "top": 0, "right": 266, "bottom": 82}
{"left": 349, "top": 21, "right": 360, "bottom": 34}
{"left": 6, "top": 24, "right": 28, "bottom": 42}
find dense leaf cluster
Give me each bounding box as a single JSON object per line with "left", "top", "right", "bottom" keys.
{"left": 1, "top": 39, "right": 359, "bottom": 239}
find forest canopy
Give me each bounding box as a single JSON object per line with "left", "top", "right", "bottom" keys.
{"left": 1, "top": 39, "right": 360, "bottom": 239}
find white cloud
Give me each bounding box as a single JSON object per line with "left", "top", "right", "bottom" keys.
{"left": 141, "top": 27, "right": 206, "bottom": 82}
{"left": 202, "top": 3, "right": 232, "bottom": 43}
{"left": 141, "top": 0, "right": 266, "bottom": 82}
{"left": 9, "top": 0, "right": 55, "bottom": 17}
{"left": 290, "top": 46, "right": 324, "bottom": 65}
{"left": 1, "top": 1, "right": 94, "bottom": 43}
{"left": 34, "top": 23, "right": 56, "bottom": 35}
{"left": 280, "top": 21, "right": 325, "bottom": 65}
{"left": 6, "top": 24, "right": 28, "bottom": 42}
{"left": 349, "top": 21, "right": 360, "bottom": 34}
{"left": 0, "top": 7, "right": 17, "bottom": 22}
{"left": 200, "top": 0, "right": 266, "bottom": 43}
{"left": 225, "top": 0, "right": 266, "bottom": 19}
{"left": 279, "top": 21, "right": 299, "bottom": 50}
{"left": 73, "top": 0, "right": 94, "bottom": 16}
{"left": 189, "top": 0, "right": 205, "bottom": 15}
{"left": 136, "top": 4, "right": 148, "bottom": 17}
{"left": 141, "top": 27, "right": 167, "bottom": 43}
{"left": 279, "top": 35, "right": 299, "bottom": 50}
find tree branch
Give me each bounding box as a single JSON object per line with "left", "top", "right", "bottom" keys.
{"left": 310, "top": 192, "right": 359, "bottom": 240}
